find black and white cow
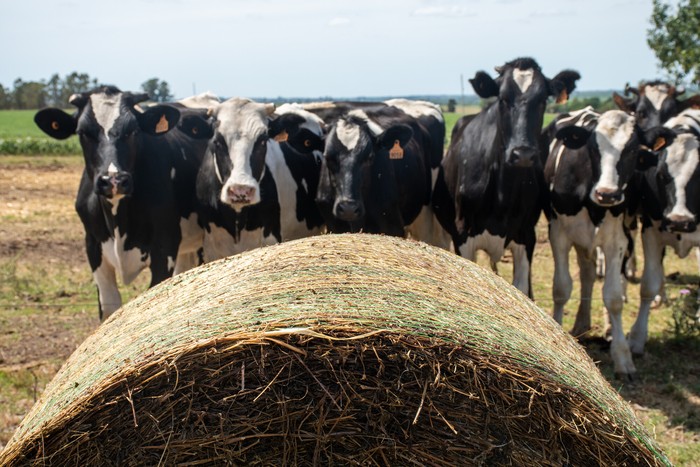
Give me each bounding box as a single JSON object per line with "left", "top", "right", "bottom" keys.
{"left": 179, "top": 98, "right": 325, "bottom": 261}
{"left": 315, "top": 101, "right": 450, "bottom": 247}
{"left": 34, "top": 86, "right": 208, "bottom": 320}
{"left": 614, "top": 81, "right": 700, "bottom": 130}
{"left": 628, "top": 109, "right": 700, "bottom": 356}
{"left": 432, "top": 57, "right": 580, "bottom": 297}
{"left": 544, "top": 108, "right": 674, "bottom": 378}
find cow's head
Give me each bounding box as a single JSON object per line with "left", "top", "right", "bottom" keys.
{"left": 274, "top": 103, "right": 326, "bottom": 159}
{"left": 556, "top": 110, "right": 675, "bottom": 207}
{"left": 470, "top": 57, "right": 580, "bottom": 168}
{"left": 653, "top": 110, "right": 700, "bottom": 233}
{"left": 613, "top": 81, "right": 700, "bottom": 130}
{"left": 34, "top": 86, "right": 180, "bottom": 202}
{"left": 319, "top": 110, "right": 412, "bottom": 223}
{"left": 179, "top": 98, "right": 306, "bottom": 210}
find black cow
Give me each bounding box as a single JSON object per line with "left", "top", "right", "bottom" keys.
{"left": 432, "top": 57, "right": 580, "bottom": 297}
{"left": 179, "top": 98, "right": 326, "bottom": 261}
{"left": 628, "top": 109, "right": 700, "bottom": 356}
{"left": 34, "top": 86, "right": 208, "bottom": 320}
{"left": 314, "top": 101, "right": 449, "bottom": 246}
{"left": 544, "top": 107, "right": 674, "bottom": 378}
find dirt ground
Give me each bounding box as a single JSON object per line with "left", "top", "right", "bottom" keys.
{"left": 0, "top": 157, "right": 698, "bottom": 463}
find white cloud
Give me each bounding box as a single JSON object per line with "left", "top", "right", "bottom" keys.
{"left": 412, "top": 6, "right": 475, "bottom": 17}
{"left": 329, "top": 17, "right": 351, "bottom": 26}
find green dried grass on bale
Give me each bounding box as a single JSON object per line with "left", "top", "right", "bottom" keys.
{"left": 0, "top": 234, "right": 670, "bottom": 466}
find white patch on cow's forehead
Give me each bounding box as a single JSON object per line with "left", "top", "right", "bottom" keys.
{"left": 512, "top": 68, "right": 534, "bottom": 93}
{"left": 107, "top": 162, "right": 119, "bottom": 175}
{"left": 336, "top": 119, "right": 361, "bottom": 150}
{"left": 90, "top": 93, "right": 123, "bottom": 138}
{"left": 644, "top": 84, "right": 670, "bottom": 111}
{"left": 665, "top": 109, "right": 700, "bottom": 134}
{"left": 347, "top": 109, "right": 384, "bottom": 136}
{"left": 666, "top": 134, "right": 699, "bottom": 218}
{"left": 594, "top": 111, "right": 635, "bottom": 191}
{"left": 275, "top": 103, "right": 324, "bottom": 135}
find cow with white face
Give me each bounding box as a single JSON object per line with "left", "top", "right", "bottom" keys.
{"left": 544, "top": 108, "right": 674, "bottom": 378}
{"left": 614, "top": 81, "right": 700, "bottom": 131}
{"left": 628, "top": 109, "right": 700, "bottom": 356}
{"left": 34, "top": 86, "right": 208, "bottom": 320}
{"left": 180, "top": 98, "right": 325, "bottom": 261}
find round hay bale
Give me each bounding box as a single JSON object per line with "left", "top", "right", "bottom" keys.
{"left": 0, "top": 234, "right": 668, "bottom": 466}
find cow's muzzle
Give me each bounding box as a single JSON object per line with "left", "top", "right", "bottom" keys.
{"left": 663, "top": 214, "right": 697, "bottom": 233}
{"left": 592, "top": 187, "right": 624, "bottom": 206}
{"left": 226, "top": 184, "right": 257, "bottom": 206}
{"left": 334, "top": 198, "right": 365, "bottom": 222}
{"left": 95, "top": 172, "right": 133, "bottom": 198}
{"left": 506, "top": 146, "right": 537, "bottom": 168}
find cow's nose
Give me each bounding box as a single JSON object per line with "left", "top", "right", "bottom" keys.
{"left": 664, "top": 214, "right": 697, "bottom": 233}
{"left": 228, "top": 184, "right": 256, "bottom": 204}
{"left": 507, "top": 146, "right": 537, "bottom": 168}
{"left": 95, "top": 172, "right": 132, "bottom": 197}
{"left": 593, "top": 187, "right": 623, "bottom": 206}
{"left": 335, "top": 199, "right": 364, "bottom": 222}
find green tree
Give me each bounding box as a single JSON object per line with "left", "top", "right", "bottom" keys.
{"left": 46, "top": 73, "right": 63, "bottom": 107}
{"left": 141, "top": 78, "right": 173, "bottom": 102}
{"left": 12, "top": 79, "right": 47, "bottom": 109}
{"left": 648, "top": 0, "right": 700, "bottom": 83}
{"left": 0, "top": 83, "right": 10, "bottom": 109}
{"left": 62, "top": 72, "right": 97, "bottom": 103}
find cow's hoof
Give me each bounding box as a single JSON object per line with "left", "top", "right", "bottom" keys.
{"left": 614, "top": 371, "right": 636, "bottom": 382}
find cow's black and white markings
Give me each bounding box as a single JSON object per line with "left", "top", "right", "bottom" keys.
{"left": 34, "top": 86, "right": 208, "bottom": 320}
{"left": 628, "top": 109, "right": 700, "bottom": 356}
{"left": 543, "top": 108, "right": 674, "bottom": 378}
{"left": 315, "top": 102, "right": 449, "bottom": 247}
{"left": 432, "top": 57, "right": 580, "bottom": 297}
{"left": 181, "top": 98, "right": 325, "bottom": 261}
{"left": 614, "top": 81, "right": 700, "bottom": 130}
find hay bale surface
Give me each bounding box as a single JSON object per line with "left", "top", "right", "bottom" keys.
{"left": 0, "top": 234, "right": 669, "bottom": 466}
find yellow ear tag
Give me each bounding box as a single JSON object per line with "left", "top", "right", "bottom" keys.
{"left": 653, "top": 137, "right": 666, "bottom": 151}
{"left": 556, "top": 89, "right": 568, "bottom": 104}
{"left": 274, "top": 130, "right": 288, "bottom": 142}
{"left": 51, "top": 121, "right": 60, "bottom": 131}
{"left": 155, "top": 114, "right": 169, "bottom": 133}
{"left": 389, "top": 140, "right": 404, "bottom": 159}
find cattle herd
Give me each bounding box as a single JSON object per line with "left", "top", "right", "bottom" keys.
{"left": 33, "top": 57, "right": 700, "bottom": 379}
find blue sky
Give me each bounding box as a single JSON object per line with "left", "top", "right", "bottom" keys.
{"left": 2, "top": 0, "right": 664, "bottom": 99}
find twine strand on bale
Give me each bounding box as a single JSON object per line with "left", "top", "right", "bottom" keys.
{"left": 0, "top": 234, "right": 670, "bottom": 466}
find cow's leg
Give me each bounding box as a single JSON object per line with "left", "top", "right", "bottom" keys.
{"left": 601, "top": 229, "right": 635, "bottom": 378}
{"left": 510, "top": 241, "right": 531, "bottom": 298}
{"left": 572, "top": 245, "right": 595, "bottom": 338}
{"left": 629, "top": 227, "right": 664, "bottom": 356}
{"left": 550, "top": 220, "right": 572, "bottom": 325}
{"left": 595, "top": 247, "right": 605, "bottom": 278}
{"left": 84, "top": 234, "right": 121, "bottom": 321}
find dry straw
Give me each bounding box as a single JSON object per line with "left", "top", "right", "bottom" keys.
{"left": 0, "top": 234, "right": 669, "bottom": 466}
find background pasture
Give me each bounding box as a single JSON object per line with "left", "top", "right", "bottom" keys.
{"left": 0, "top": 108, "right": 698, "bottom": 464}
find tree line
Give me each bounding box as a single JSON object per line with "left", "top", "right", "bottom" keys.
{"left": 0, "top": 72, "right": 173, "bottom": 110}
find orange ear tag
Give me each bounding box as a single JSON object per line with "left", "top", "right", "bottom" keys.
{"left": 51, "top": 121, "right": 60, "bottom": 131}
{"left": 155, "top": 114, "right": 169, "bottom": 133}
{"left": 653, "top": 137, "right": 666, "bottom": 151}
{"left": 556, "top": 89, "right": 568, "bottom": 104}
{"left": 389, "top": 140, "right": 404, "bottom": 159}
{"left": 274, "top": 130, "right": 288, "bottom": 142}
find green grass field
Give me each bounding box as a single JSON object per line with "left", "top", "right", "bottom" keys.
{"left": 0, "top": 108, "right": 699, "bottom": 463}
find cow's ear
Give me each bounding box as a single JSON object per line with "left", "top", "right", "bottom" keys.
{"left": 34, "top": 108, "right": 77, "bottom": 140}
{"left": 636, "top": 149, "right": 659, "bottom": 171}
{"left": 269, "top": 113, "right": 305, "bottom": 142}
{"left": 612, "top": 92, "right": 636, "bottom": 113}
{"left": 548, "top": 70, "right": 580, "bottom": 104}
{"left": 136, "top": 105, "right": 180, "bottom": 135}
{"left": 292, "top": 130, "right": 325, "bottom": 154}
{"left": 378, "top": 124, "right": 413, "bottom": 149}
{"left": 679, "top": 95, "right": 700, "bottom": 112}
{"left": 179, "top": 114, "right": 214, "bottom": 140}
{"left": 555, "top": 125, "right": 590, "bottom": 149}
{"left": 469, "top": 71, "right": 499, "bottom": 98}
{"left": 641, "top": 127, "right": 676, "bottom": 152}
